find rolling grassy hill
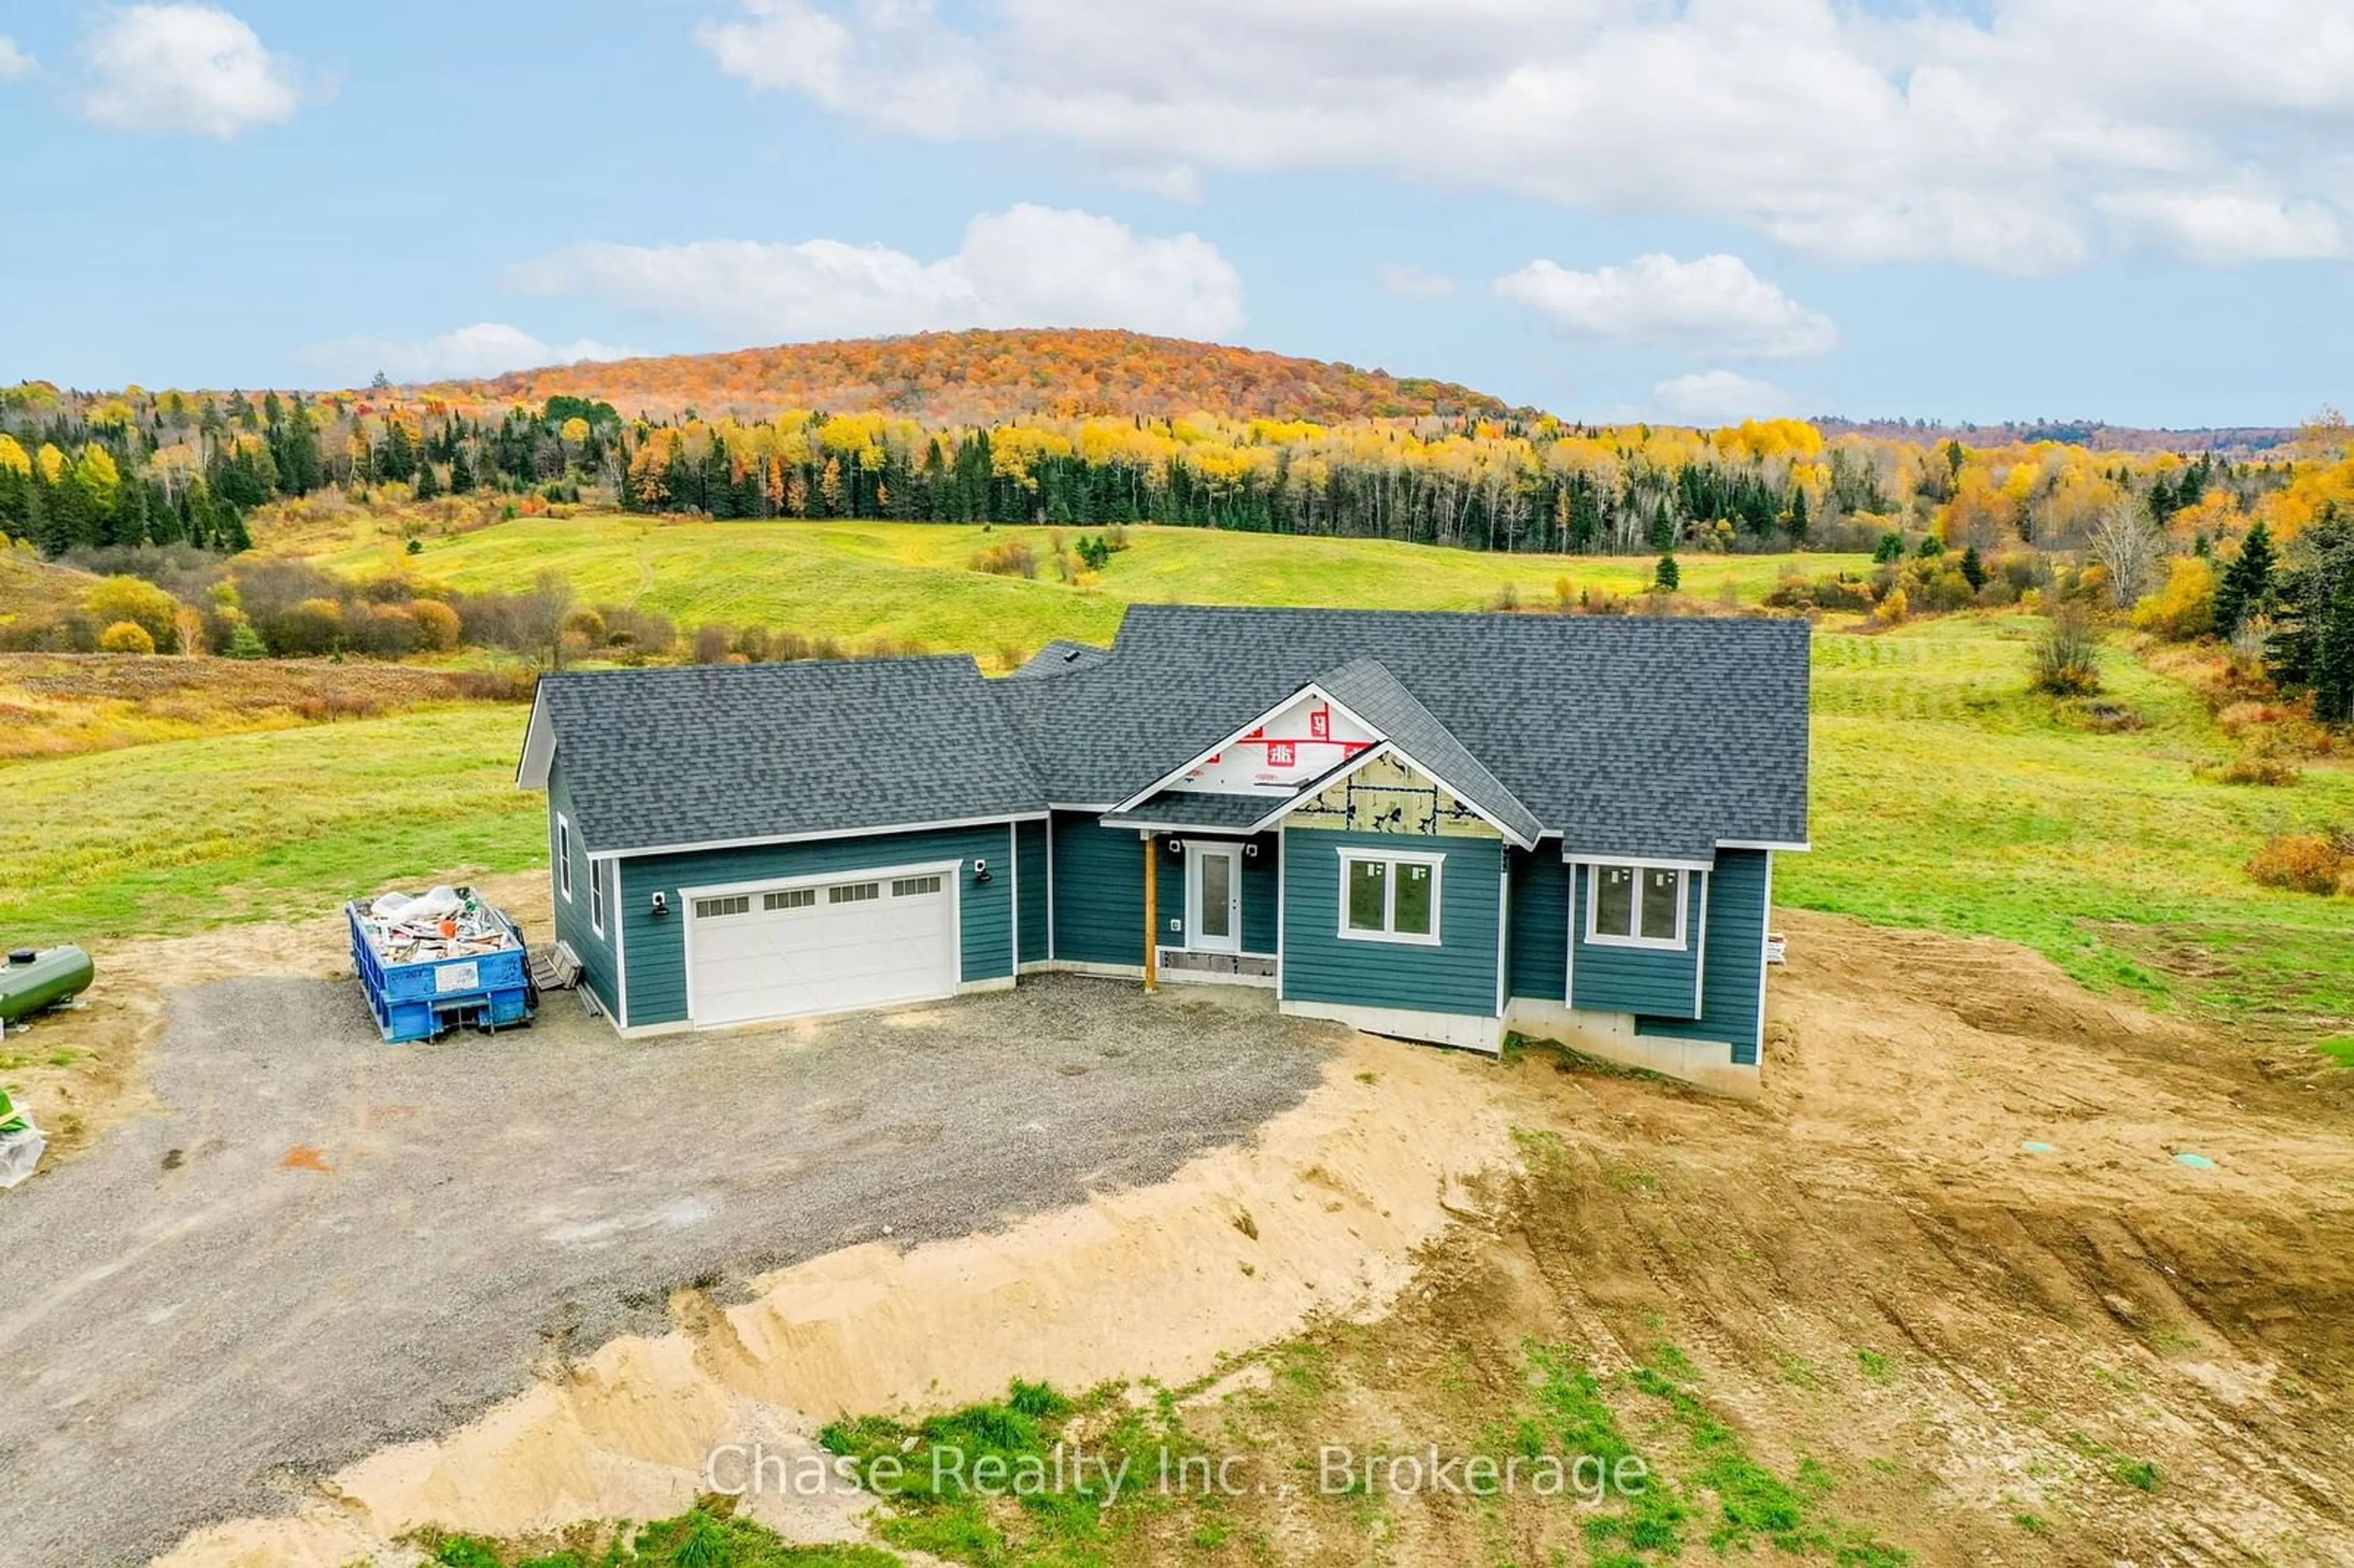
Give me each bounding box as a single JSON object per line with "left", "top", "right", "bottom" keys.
{"left": 448, "top": 328, "right": 1516, "bottom": 423}
{"left": 0, "top": 550, "right": 97, "bottom": 632}
{"left": 7, "top": 593, "right": 2349, "bottom": 1047}
{"left": 314, "top": 517, "right": 1861, "bottom": 658}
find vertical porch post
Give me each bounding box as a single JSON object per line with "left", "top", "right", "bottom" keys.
{"left": 1142, "top": 832, "right": 1159, "bottom": 991}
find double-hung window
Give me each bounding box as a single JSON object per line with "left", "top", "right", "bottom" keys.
{"left": 1338, "top": 850, "right": 1442, "bottom": 944}
{"left": 555, "top": 815, "right": 573, "bottom": 901}
{"left": 590, "top": 857, "right": 606, "bottom": 934}
{"left": 1588, "top": 864, "right": 1688, "bottom": 948}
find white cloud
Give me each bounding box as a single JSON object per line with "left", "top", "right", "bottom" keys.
{"left": 1650, "top": 370, "right": 1794, "bottom": 426}
{"left": 77, "top": 4, "right": 321, "bottom": 138}
{"left": 2097, "top": 187, "right": 2344, "bottom": 266}
{"left": 1378, "top": 262, "right": 1455, "bottom": 301}
{"left": 506, "top": 204, "right": 1246, "bottom": 341}
{"left": 0, "top": 37, "right": 36, "bottom": 79}
{"left": 291, "top": 324, "right": 635, "bottom": 386}
{"left": 691, "top": 0, "right": 2354, "bottom": 273}
{"left": 1495, "top": 254, "right": 1835, "bottom": 360}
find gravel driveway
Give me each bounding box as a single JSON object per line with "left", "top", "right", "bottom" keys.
{"left": 0, "top": 973, "right": 1335, "bottom": 1567}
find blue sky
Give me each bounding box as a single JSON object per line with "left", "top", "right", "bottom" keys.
{"left": 1, "top": 1, "right": 2347, "bottom": 427}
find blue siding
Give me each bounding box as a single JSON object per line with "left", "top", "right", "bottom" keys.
{"left": 1280, "top": 828, "right": 1501, "bottom": 1018}
{"left": 615, "top": 824, "right": 1014, "bottom": 1027}
{"left": 1050, "top": 812, "right": 1146, "bottom": 967}
{"left": 547, "top": 756, "right": 621, "bottom": 1019}
{"left": 1150, "top": 832, "right": 1280, "bottom": 955}
{"left": 1505, "top": 846, "right": 1569, "bottom": 1003}
{"left": 1569, "top": 863, "right": 1703, "bottom": 1019}
{"left": 1242, "top": 833, "right": 1280, "bottom": 954}
{"left": 1152, "top": 837, "right": 1187, "bottom": 945}
{"left": 1016, "top": 818, "right": 1050, "bottom": 964}
{"left": 1639, "top": 849, "right": 1771, "bottom": 1066}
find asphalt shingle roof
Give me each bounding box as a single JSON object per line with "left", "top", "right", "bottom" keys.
{"left": 1005, "top": 639, "right": 1110, "bottom": 680}
{"left": 533, "top": 606, "right": 1810, "bottom": 863}
{"left": 1100, "top": 790, "right": 1286, "bottom": 833}
{"left": 535, "top": 657, "right": 1046, "bottom": 854}
{"left": 997, "top": 606, "right": 1810, "bottom": 862}
{"left": 1311, "top": 657, "right": 1545, "bottom": 844}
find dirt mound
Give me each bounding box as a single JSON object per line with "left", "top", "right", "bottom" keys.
{"left": 148, "top": 908, "right": 2354, "bottom": 1564}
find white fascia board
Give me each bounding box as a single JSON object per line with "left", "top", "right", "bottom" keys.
{"left": 1561, "top": 848, "right": 1718, "bottom": 873}
{"left": 1108, "top": 681, "right": 1384, "bottom": 813}
{"left": 1718, "top": 839, "right": 1811, "bottom": 853}
{"left": 607, "top": 811, "right": 1049, "bottom": 861}
{"left": 1112, "top": 820, "right": 1263, "bottom": 837}
{"left": 514, "top": 684, "right": 554, "bottom": 789}
{"left": 1252, "top": 740, "right": 1538, "bottom": 850}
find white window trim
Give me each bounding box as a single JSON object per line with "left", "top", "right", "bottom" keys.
{"left": 555, "top": 813, "right": 574, "bottom": 902}
{"left": 1336, "top": 847, "right": 1444, "bottom": 946}
{"left": 589, "top": 855, "right": 606, "bottom": 936}
{"left": 1582, "top": 861, "right": 1689, "bottom": 951}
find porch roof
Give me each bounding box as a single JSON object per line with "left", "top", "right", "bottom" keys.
{"left": 1098, "top": 791, "right": 1280, "bottom": 834}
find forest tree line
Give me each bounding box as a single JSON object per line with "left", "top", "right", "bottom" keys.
{"left": 6, "top": 378, "right": 2334, "bottom": 566}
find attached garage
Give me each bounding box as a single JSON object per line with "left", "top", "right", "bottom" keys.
{"left": 684, "top": 865, "right": 959, "bottom": 1027}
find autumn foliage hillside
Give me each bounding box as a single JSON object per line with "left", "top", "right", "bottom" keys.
{"left": 455, "top": 329, "right": 1514, "bottom": 424}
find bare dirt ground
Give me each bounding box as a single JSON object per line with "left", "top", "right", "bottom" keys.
{"left": 152, "top": 909, "right": 2354, "bottom": 1567}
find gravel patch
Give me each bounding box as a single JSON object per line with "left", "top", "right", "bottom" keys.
{"left": 0, "top": 973, "right": 1335, "bottom": 1567}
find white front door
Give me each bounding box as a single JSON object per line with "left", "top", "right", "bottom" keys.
{"left": 687, "top": 866, "right": 958, "bottom": 1027}
{"left": 1187, "top": 842, "right": 1243, "bottom": 953}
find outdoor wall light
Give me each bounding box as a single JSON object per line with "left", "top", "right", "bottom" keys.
{"left": 1167, "top": 838, "right": 1185, "bottom": 854}
{"left": 649, "top": 891, "right": 670, "bottom": 918}
{"left": 1245, "top": 842, "right": 1260, "bottom": 857}
{"left": 972, "top": 858, "right": 992, "bottom": 883}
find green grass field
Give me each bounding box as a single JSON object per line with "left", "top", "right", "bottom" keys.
{"left": 1783, "top": 618, "right": 2354, "bottom": 1029}
{"left": 315, "top": 516, "right": 1866, "bottom": 657}
{"left": 7, "top": 533, "right": 2352, "bottom": 1043}
{"left": 0, "top": 705, "right": 541, "bottom": 940}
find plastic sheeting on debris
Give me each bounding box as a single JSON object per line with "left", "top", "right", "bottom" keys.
{"left": 353, "top": 885, "right": 521, "bottom": 968}
{"left": 0, "top": 1087, "right": 44, "bottom": 1188}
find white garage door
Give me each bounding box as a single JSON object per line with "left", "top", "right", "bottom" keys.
{"left": 687, "top": 867, "right": 958, "bottom": 1027}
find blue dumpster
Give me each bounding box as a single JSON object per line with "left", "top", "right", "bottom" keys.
{"left": 347, "top": 891, "right": 533, "bottom": 1044}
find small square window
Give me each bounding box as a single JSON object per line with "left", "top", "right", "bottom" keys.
{"left": 891, "top": 875, "right": 942, "bottom": 898}
{"left": 763, "top": 888, "right": 816, "bottom": 911}
{"left": 828, "top": 881, "right": 880, "bottom": 905}
{"left": 695, "top": 894, "right": 750, "bottom": 919}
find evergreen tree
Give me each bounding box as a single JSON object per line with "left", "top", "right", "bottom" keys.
{"left": 2212, "top": 520, "right": 2277, "bottom": 637}
{"left": 449, "top": 445, "right": 476, "bottom": 493}
{"left": 415, "top": 461, "right": 443, "bottom": 501}
{"left": 1785, "top": 484, "right": 1810, "bottom": 545}
{"left": 1959, "top": 546, "right": 1986, "bottom": 592}
{"left": 2266, "top": 513, "right": 2354, "bottom": 723}
{"left": 381, "top": 422, "right": 417, "bottom": 482}
{"left": 1653, "top": 553, "right": 1680, "bottom": 592}
{"left": 216, "top": 498, "right": 253, "bottom": 553}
